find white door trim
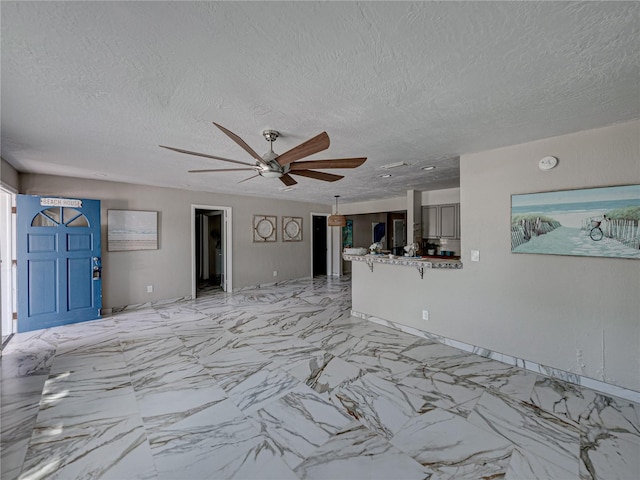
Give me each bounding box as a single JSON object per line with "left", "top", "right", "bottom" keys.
{"left": 191, "top": 204, "right": 232, "bottom": 297}
{"left": 0, "top": 187, "right": 16, "bottom": 340}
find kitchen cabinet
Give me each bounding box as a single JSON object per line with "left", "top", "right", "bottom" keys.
{"left": 422, "top": 203, "right": 460, "bottom": 239}
{"left": 439, "top": 204, "right": 457, "bottom": 238}
{"left": 423, "top": 206, "right": 438, "bottom": 238}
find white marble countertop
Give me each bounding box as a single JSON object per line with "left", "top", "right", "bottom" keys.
{"left": 343, "top": 253, "right": 463, "bottom": 270}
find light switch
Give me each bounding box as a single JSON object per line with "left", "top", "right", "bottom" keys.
{"left": 471, "top": 250, "right": 480, "bottom": 262}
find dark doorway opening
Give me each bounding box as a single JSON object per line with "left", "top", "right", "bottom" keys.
{"left": 195, "top": 209, "right": 224, "bottom": 296}
{"left": 312, "top": 215, "right": 327, "bottom": 276}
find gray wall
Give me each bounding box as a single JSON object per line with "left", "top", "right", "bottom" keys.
{"left": 349, "top": 213, "right": 387, "bottom": 249}
{"left": 20, "top": 174, "right": 329, "bottom": 309}
{"left": 1, "top": 158, "right": 20, "bottom": 191}
{"left": 353, "top": 120, "right": 640, "bottom": 392}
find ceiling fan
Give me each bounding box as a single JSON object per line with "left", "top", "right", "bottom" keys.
{"left": 160, "top": 122, "right": 366, "bottom": 187}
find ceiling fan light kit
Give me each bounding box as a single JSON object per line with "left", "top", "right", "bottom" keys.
{"left": 160, "top": 122, "right": 366, "bottom": 188}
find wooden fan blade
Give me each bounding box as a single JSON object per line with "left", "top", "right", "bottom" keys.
{"left": 188, "top": 168, "right": 257, "bottom": 173}
{"left": 289, "top": 170, "right": 344, "bottom": 182}
{"left": 279, "top": 174, "right": 298, "bottom": 186}
{"left": 212, "top": 122, "right": 266, "bottom": 165}
{"left": 160, "top": 145, "right": 254, "bottom": 167}
{"left": 276, "top": 132, "right": 330, "bottom": 167}
{"left": 239, "top": 174, "right": 260, "bottom": 184}
{"left": 289, "top": 157, "right": 367, "bottom": 170}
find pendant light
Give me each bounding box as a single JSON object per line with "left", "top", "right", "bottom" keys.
{"left": 328, "top": 195, "right": 347, "bottom": 227}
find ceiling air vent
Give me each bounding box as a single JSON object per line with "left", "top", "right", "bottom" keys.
{"left": 379, "top": 161, "right": 409, "bottom": 170}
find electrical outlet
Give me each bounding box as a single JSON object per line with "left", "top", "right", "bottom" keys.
{"left": 146, "top": 285, "right": 153, "bottom": 293}
{"left": 471, "top": 250, "right": 480, "bottom": 262}
{"left": 422, "top": 310, "right": 429, "bottom": 321}
{"left": 273, "top": 270, "right": 277, "bottom": 277}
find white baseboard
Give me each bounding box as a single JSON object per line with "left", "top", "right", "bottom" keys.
{"left": 351, "top": 310, "right": 640, "bottom": 404}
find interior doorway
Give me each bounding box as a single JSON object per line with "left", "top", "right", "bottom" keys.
{"left": 311, "top": 214, "right": 328, "bottom": 277}
{"left": 192, "top": 205, "right": 232, "bottom": 298}
{"left": 389, "top": 211, "right": 407, "bottom": 256}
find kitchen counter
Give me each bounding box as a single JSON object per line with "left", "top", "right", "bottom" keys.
{"left": 343, "top": 253, "right": 462, "bottom": 278}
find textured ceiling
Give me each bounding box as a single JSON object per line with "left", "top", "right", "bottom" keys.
{"left": 1, "top": 1, "right": 638, "bottom": 204}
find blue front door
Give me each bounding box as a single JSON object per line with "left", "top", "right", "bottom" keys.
{"left": 17, "top": 195, "right": 102, "bottom": 332}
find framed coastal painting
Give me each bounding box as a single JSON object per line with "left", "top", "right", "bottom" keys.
{"left": 108, "top": 210, "right": 158, "bottom": 251}
{"left": 511, "top": 184, "right": 640, "bottom": 259}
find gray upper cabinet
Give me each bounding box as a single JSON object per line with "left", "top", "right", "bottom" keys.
{"left": 439, "top": 204, "right": 458, "bottom": 238}
{"left": 422, "top": 203, "right": 460, "bottom": 239}
{"left": 423, "top": 205, "right": 438, "bottom": 238}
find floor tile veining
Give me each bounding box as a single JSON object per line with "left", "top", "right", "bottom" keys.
{"left": 1, "top": 276, "right": 638, "bottom": 479}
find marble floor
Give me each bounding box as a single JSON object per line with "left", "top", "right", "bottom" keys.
{"left": 1, "top": 275, "right": 638, "bottom": 480}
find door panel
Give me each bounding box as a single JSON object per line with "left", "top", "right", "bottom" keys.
{"left": 17, "top": 195, "right": 102, "bottom": 332}
{"left": 28, "top": 260, "right": 57, "bottom": 315}
{"left": 68, "top": 257, "right": 92, "bottom": 309}
{"left": 67, "top": 233, "right": 91, "bottom": 251}
{"left": 28, "top": 234, "right": 57, "bottom": 252}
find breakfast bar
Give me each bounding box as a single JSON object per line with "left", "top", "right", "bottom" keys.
{"left": 343, "top": 253, "right": 462, "bottom": 279}
{"left": 343, "top": 252, "right": 464, "bottom": 339}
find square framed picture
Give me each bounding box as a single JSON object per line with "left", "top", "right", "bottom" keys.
{"left": 282, "top": 216, "right": 302, "bottom": 241}
{"left": 253, "top": 215, "right": 277, "bottom": 242}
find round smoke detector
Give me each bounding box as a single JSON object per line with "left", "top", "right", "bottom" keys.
{"left": 538, "top": 156, "right": 558, "bottom": 171}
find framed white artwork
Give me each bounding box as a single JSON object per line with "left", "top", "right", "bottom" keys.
{"left": 253, "top": 215, "right": 277, "bottom": 242}
{"left": 108, "top": 210, "right": 158, "bottom": 251}
{"left": 282, "top": 216, "right": 302, "bottom": 242}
